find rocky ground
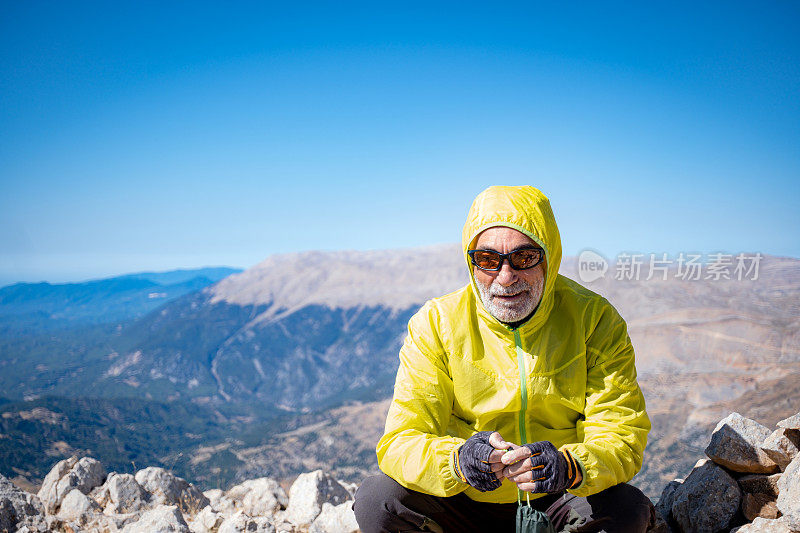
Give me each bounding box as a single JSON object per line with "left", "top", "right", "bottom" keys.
{"left": 1, "top": 457, "right": 359, "bottom": 533}
{"left": 1, "top": 409, "right": 799, "bottom": 533}
{"left": 651, "top": 411, "right": 800, "bottom": 532}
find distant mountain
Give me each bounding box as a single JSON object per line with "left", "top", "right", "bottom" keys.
{"left": 116, "top": 267, "right": 243, "bottom": 286}
{"left": 559, "top": 255, "right": 800, "bottom": 376}
{"left": 0, "top": 267, "right": 241, "bottom": 333}
{"left": 81, "top": 246, "right": 469, "bottom": 411}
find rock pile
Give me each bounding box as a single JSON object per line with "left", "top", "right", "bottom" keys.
{"left": 4, "top": 409, "right": 799, "bottom": 532}
{"left": 652, "top": 411, "right": 800, "bottom": 533}
{"left": 0, "top": 457, "right": 360, "bottom": 532}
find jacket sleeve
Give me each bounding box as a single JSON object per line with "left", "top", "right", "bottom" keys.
{"left": 376, "top": 301, "right": 469, "bottom": 497}
{"left": 561, "top": 299, "right": 651, "bottom": 497}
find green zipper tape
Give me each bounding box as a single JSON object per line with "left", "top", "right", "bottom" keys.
{"left": 514, "top": 329, "right": 528, "bottom": 445}
{"left": 514, "top": 328, "right": 529, "bottom": 504}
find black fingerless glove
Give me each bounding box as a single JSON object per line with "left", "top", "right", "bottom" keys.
{"left": 524, "top": 441, "right": 581, "bottom": 494}
{"left": 453, "top": 431, "right": 502, "bottom": 492}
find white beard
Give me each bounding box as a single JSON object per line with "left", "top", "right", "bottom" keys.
{"left": 475, "top": 275, "right": 544, "bottom": 324}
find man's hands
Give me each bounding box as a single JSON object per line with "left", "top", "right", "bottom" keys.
{"left": 454, "top": 431, "right": 517, "bottom": 492}
{"left": 456, "top": 433, "right": 581, "bottom": 494}
{"left": 500, "top": 440, "right": 581, "bottom": 494}
{"left": 453, "top": 431, "right": 503, "bottom": 492}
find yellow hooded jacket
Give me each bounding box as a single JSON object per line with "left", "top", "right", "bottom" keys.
{"left": 376, "top": 185, "right": 650, "bottom": 503}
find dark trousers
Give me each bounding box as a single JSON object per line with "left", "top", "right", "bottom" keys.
{"left": 353, "top": 473, "right": 655, "bottom": 533}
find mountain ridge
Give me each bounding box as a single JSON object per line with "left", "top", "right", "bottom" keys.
{"left": 0, "top": 267, "right": 242, "bottom": 333}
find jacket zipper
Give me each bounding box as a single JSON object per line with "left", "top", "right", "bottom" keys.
{"left": 514, "top": 329, "right": 528, "bottom": 445}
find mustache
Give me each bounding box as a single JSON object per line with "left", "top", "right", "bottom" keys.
{"left": 489, "top": 281, "right": 531, "bottom": 297}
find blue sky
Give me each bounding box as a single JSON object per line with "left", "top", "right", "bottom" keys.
{"left": 1, "top": 2, "right": 798, "bottom": 285}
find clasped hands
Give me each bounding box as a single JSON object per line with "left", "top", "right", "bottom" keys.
{"left": 454, "top": 431, "right": 581, "bottom": 493}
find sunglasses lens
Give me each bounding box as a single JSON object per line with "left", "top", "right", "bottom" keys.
{"left": 509, "top": 249, "right": 543, "bottom": 269}
{"left": 471, "top": 250, "right": 501, "bottom": 270}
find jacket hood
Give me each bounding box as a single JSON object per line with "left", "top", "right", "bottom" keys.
{"left": 461, "top": 185, "right": 562, "bottom": 332}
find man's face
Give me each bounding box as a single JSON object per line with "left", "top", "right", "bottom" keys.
{"left": 472, "top": 226, "right": 547, "bottom": 324}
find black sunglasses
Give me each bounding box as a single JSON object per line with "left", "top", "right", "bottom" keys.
{"left": 468, "top": 247, "right": 545, "bottom": 271}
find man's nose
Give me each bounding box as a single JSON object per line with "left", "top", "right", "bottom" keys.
{"left": 495, "top": 261, "right": 518, "bottom": 286}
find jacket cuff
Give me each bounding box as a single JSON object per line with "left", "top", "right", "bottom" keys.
{"left": 559, "top": 444, "right": 588, "bottom": 493}
{"left": 447, "top": 442, "right": 468, "bottom": 487}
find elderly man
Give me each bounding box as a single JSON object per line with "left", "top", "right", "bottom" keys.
{"left": 354, "top": 186, "right": 653, "bottom": 532}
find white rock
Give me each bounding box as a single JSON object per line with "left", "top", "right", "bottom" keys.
{"left": 734, "top": 515, "right": 795, "bottom": 532}
{"left": 309, "top": 501, "right": 360, "bottom": 533}
{"left": 762, "top": 428, "right": 800, "bottom": 470}
{"left": 777, "top": 413, "right": 800, "bottom": 431}
{"left": 205, "top": 488, "right": 237, "bottom": 516}
{"left": 89, "top": 481, "right": 110, "bottom": 509}
{"left": 81, "top": 512, "right": 132, "bottom": 533}
{"left": 121, "top": 504, "right": 191, "bottom": 533}
{"left": 285, "top": 471, "right": 351, "bottom": 527}
{"left": 705, "top": 413, "right": 779, "bottom": 474}
{"left": 272, "top": 510, "right": 297, "bottom": 533}
{"left": 226, "top": 478, "right": 288, "bottom": 517}
{"left": 38, "top": 456, "right": 106, "bottom": 513}
{"left": 189, "top": 505, "right": 225, "bottom": 533}
{"left": 14, "top": 526, "right": 46, "bottom": 533}
{"left": 104, "top": 472, "right": 150, "bottom": 514}
{"left": 218, "top": 510, "right": 276, "bottom": 533}
{"left": 776, "top": 455, "right": 800, "bottom": 531}
{"left": 56, "top": 488, "right": 101, "bottom": 523}
{"left": 106, "top": 511, "right": 143, "bottom": 529}
{"left": 37, "top": 456, "right": 77, "bottom": 513}
{"left": 204, "top": 488, "right": 225, "bottom": 503}
{"left": 135, "top": 467, "right": 210, "bottom": 515}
